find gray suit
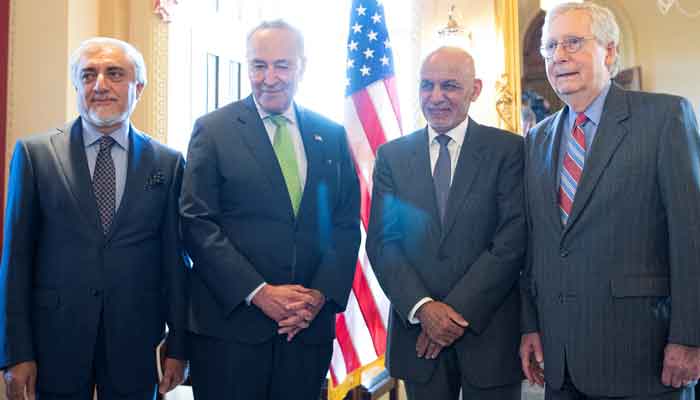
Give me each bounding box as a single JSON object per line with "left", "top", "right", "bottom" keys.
{"left": 521, "top": 84, "right": 700, "bottom": 397}
{"left": 366, "top": 120, "right": 525, "bottom": 393}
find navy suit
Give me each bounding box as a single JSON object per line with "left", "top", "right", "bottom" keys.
{"left": 180, "top": 96, "right": 360, "bottom": 399}
{"left": 0, "top": 118, "right": 188, "bottom": 396}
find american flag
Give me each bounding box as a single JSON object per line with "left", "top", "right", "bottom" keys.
{"left": 328, "top": 0, "right": 402, "bottom": 398}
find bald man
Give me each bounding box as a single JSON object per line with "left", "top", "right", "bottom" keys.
{"left": 366, "top": 47, "right": 525, "bottom": 400}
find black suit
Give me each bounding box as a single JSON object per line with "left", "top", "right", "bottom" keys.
{"left": 366, "top": 120, "right": 525, "bottom": 399}
{"left": 180, "top": 96, "right": 360, "bottom": 399}
{"left": 521, "top": 85, "right": 700, "bottom": 397}
{"left": 0, "top": 118, "right": 188, "bottom": 397}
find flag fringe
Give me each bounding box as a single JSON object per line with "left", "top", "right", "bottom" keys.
{"left": 327, "top": 356, "right": 386, "bottom": 400}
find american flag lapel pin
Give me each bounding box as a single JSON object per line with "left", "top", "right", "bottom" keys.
{"left": 313, "top": 134, "right": 323, "bottom": 142}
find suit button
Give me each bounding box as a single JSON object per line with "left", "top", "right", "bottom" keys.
{"left": 91, "top": 289, "right": 102, "bottom": 296}
{"left": 560, "top": 248, "right": 569, "bottom": 257}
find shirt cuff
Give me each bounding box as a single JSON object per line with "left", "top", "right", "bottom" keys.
{"left": 408, "top": 297, "right": 434, "bottom": 324}
{"left": 246, "top": 282, "right": 267, "bottom": 305}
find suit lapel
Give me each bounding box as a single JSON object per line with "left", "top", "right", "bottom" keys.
{"left": 236, "top": 96, "right": 293, "bottom": 219}
{"left": 408, "top": 129, "right": 442, "bottom": 232}
{"left": 441, "top": 119, "right": 483, "bottom": 240}
{"left": 51, "top": 118, "right": 103, "bottom": 235}
{"left": 106, "top": 126, "right": 154, "bottom": 241}
{"left": 563, "top": 85, "right": 631, "bottom": 234}
{"left": 295, "top": 104, "right": 325, "bottom": 224}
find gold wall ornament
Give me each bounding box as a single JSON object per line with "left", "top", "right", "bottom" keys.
{"left": 495, "top": 73, "right": 516, "bottom": 133}
{"left": 494, "top": 0, "right": 522, "bottom": 134}
{"left": 154, "top": 0, "right": 179, "bottom": 23}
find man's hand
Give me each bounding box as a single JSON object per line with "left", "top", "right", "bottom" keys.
{"left": 416, "top": 301, "right": 468, "bottom": 347}
{"left": 661, "top": 343, "right": 700, "bottom": 388}
{"left": 4, "top": 361, "right": 37, "bottom": 400}
{"left": 416, "top": 329, "right": 443, "bottom": 359}
{"left": 519, "top": 332, "right": 545, "bottom": 387}
{"left": 278, "top": 289, "right": 326, "bottom": 341}
{"left": 251, "top": 284, "right": 315, "bottom": 322}
{"left": 158, "top": 358, "right": 187, "bottom": 394}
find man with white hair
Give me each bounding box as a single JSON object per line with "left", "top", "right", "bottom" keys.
{"left": 520, "top": 2, "right": 700, "bottom": 398}
{"left": 0, "top": 37, "right": 188, "bottom": 400}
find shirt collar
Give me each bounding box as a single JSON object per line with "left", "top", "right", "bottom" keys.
{"left": 567, "top": 80, "right": 611, "bottom": 128}
{"left": 81, "top": 118, "right": 130, "bottom": 150}
{"left": 253, "top": 96, "right": 298, "bottom": 126}
{"left": 427, "top": 116, "right": 470, "bottom": 147}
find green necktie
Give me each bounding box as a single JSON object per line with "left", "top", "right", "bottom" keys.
{"left": 269, "top": 115, "right": 302, "bottom": 216}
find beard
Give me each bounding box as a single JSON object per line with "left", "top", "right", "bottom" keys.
{"left": 84, "top": 108, "right": 130, "bottom": 128}
{"left": 78, "top": 85, "right": 139, "bottom": 130}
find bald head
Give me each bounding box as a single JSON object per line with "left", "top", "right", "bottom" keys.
{"left": 419, "top": 47, "right": 482, "bottom": 133}
{"left": 421, "top": 47, "right": 476, "bottom": 80}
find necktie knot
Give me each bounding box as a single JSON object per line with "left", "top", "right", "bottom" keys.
{"left": 98, "top": 135, "right": 115, "bottom": 152}
{"left": 575, "top": 112, "right": 588, "bottom": 127}
{"left": 269, "top": 114, "right": 288, "bottom": 128}
{"left": 435, "top": 134, "right": 451, "bottom": 148}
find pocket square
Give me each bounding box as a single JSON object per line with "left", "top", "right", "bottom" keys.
{"left": 145, "top": 170, "right": 165, "bottom": 190}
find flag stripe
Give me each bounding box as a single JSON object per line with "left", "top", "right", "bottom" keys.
{"left": 354, "top": 161, "right": 372, "bottom": 230}
{"left": 351, "top": 89, "right": 388, "bottom": 153}
{"left": 335, "top": 314, "right": 361, "bottom": 373}
{"left": 383, "top": 76, "right": 403, "bottom": 138}
{"left": 344, "top": 291, "right": 380, "bottom": 364}
{"left": 345, "top": 98, "right": 376, "bottom": 181}
{"left": 352, "top": 261, "right": 387, "bottom": 356}
{"left": 366, "top": 81, "right": 402, "bottom": 142}
{"left": 357, "top": 235, "right": 391, "bottom": 327}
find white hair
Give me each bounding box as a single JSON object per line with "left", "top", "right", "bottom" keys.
{"left": 542, "top": 2, "right": 621, "bottom": 77}
{"left": 69, "top": 37, "right": 147, "bottom": 88}
{"left": 246, "top": 19, "right": 305, "bottom": 59}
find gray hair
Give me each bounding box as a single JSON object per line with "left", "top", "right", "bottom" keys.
{"left": 246, "top": 19, "right": 305, "bottom": 59}
{"left": 69, "top": 37, "right": 147, "bottom": 88}
{"left": 542, "top": 2, "right": 621, "bottom": 77}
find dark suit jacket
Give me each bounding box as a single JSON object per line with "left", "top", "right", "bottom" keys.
{"left": 0, "top": 118, "right": 188, "bottom": 394}
{"left": 521, "top": 84, "right": 700, "bottom": 396}
{"left": 366, "top": 119, "right": 525, "bottom": 387}
{"left": 180, "top": 96, "right": 360, "bottom": 345}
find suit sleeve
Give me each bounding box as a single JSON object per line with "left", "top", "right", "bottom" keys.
{"left": 0, "top": 141, "right": 39, "bottom": 368}
{"left": 520, "top": 133, "right": 539, "bottom": 334}
{"left": 180, "top": 121, "right": 265, "bottom": 315}
{"left": 443, "top": 139, "right": 527, "bottom": 334}
{"left": 162, "top": 153, "right": 188, "bottom": 360}
{"left": 366, "top": 145, "right": 434, "bottom": 324}
{"left": 309, "top": 127, "right": 361, "bottom": 312}
{"left": 658, "top": 97, "right": 700, "bottom": 347}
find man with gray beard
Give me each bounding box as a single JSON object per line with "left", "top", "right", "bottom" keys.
{"left": 0, "top": 37, "right": 188, "bottom": 400}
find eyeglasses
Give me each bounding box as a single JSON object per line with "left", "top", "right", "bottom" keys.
{"left": 540, "top": 36, "right": 596, "bottom": 59}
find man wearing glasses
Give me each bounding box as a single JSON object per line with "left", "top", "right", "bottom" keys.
{"left": 179, "top": 20, "right": 360, "bottom": 400}
{"left": 520, "top": 2, "right": 700, "bottom": 399}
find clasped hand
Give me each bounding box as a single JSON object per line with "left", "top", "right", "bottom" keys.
{"left": 252, "top": 284, "right": 325, "bottom": 341}
{"left": 416, "top": 301, "right": 469, "bottom": 348}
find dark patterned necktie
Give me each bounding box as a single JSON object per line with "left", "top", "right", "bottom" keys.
{"left": 93, "top": 136, "right": 116, "bottom": 235}
{"left": 433, "top": 134, "right": 452, "bottom": 222}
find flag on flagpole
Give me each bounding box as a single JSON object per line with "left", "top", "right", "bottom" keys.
{"left": 328, "top": 1, "right": 402, "bottom": 399}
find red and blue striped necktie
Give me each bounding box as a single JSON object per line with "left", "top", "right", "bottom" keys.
{"left": 559, "top": 112, "right": 588, "bottom": 224}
